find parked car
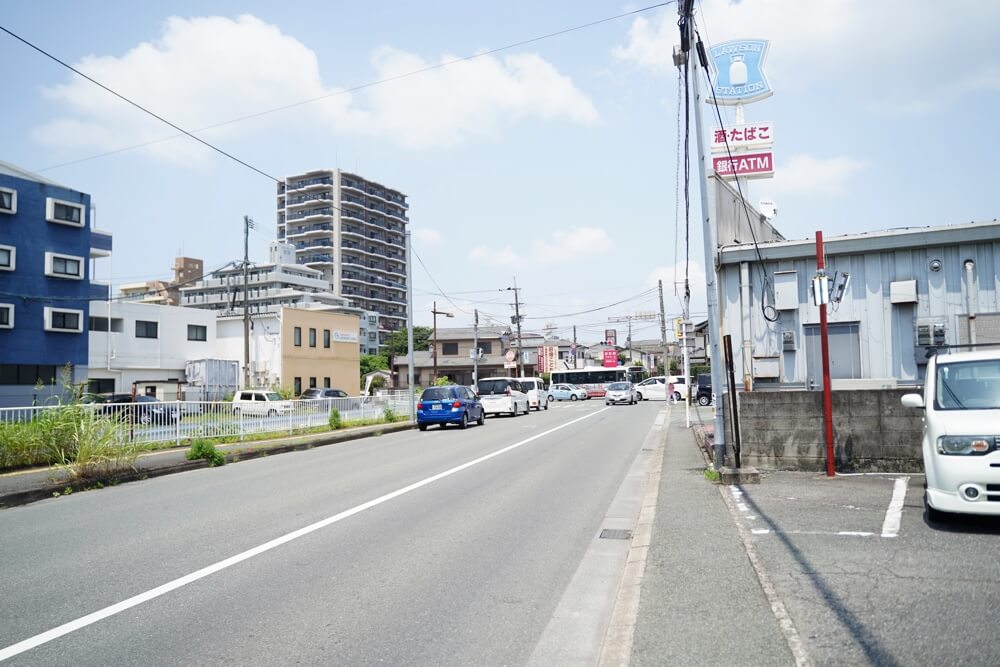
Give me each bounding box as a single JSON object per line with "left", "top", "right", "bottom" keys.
{"left": 901, "top": 348, "right": 1000, "bottom": 520}
{"left": 519, "top": 377, "right": 551, "bottom": 411}
{"left": 476, "top": 377, "right": 530, "bottom": 417}
{"left": 549, "top": 383, "right": 588, "bottom": 401}
{"left": 416, "top": 385, "right": 485, "bottom": 430}
{"left": 605, "top": 382, "right": 637, "bottom": 406}
{"left": 299, "top": 387, "right": 350, "bottom": 411}
{"left": 635, "top": 376, "right": 667, "bottom": 401}
{"left": 232, "top": 390, "right": 294, "bottom": 417}
{"left": 696, "top": 374, "right": 713, "bottom": 406}
{"left": 96, "top": 394, "right": 180, "bottom": 425}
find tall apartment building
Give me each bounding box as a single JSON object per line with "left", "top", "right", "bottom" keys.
{"left": 277, "top": 169, "right": 408, "bottom": 349}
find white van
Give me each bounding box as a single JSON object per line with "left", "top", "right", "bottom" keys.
{"left": 519, "top": 377, "right": 551, "bottom": 411}
{"left": 476, "top": 377, "right": 530, "bottom": 417}
{"left": 901, "top": 348, "right": 1000, "bottom": 520}
{"left": 232, "top": 390, "right": 294, "bottom": 417}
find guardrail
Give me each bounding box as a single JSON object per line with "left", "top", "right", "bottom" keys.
{"left": 0, "top": 393, "right": 415, "bottom": 448}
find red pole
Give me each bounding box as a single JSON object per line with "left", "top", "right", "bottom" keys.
{"left": 816, "top": 231, "right": 835, "bottom": 477}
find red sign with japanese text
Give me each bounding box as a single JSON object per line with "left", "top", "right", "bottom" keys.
{"left": 603, "top": 349, "right": 618, "bottom": 368}
{"left": 710, "top": 122, "right": 773, "bottom": 152}
{"left": 712, "top": 151, "right": 774, "bottom": 179}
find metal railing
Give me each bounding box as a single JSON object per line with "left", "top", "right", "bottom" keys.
{"left": 0, "top": 393, "right": 414, "bottom": 448}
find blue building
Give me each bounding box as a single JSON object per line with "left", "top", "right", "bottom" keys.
{"left": 0, "top": 161, "right": 112, "bottom": 407}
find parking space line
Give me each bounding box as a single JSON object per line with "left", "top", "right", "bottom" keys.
{"left": 880, "top": 476, "right": 909, "bottom": 538}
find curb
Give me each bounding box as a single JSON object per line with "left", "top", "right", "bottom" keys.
{"left": 0, "top": 421, "right": 416, "bottom": 509}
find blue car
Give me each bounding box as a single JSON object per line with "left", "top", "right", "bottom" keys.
{"left": 417, "top": 385, "right": 486, "bottom": 430}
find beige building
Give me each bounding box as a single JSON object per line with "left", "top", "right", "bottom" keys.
{"left": 120, "top": 257, "right": 204, "bottom": 306}
{"left": 217, "top": 307, "right": 360, "bottom": 395}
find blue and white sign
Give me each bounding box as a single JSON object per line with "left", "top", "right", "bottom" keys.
{"left": 706, "top": 39, "right": 773, "bottom": 106}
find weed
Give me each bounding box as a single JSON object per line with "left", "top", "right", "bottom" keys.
{"left": 186, "top": 439, "right": 225, "bottom": 466}
{"left": 62, "top": 487, "right": 73, "bottom": 496}
{"left": 328, "top": 408, "right": 343, "bottom": 430}
{"left": 382, "top": 406, "right": 398, "bottom": 423}
{"left": 704, "top": 468, "right": 721, "bottom": 482}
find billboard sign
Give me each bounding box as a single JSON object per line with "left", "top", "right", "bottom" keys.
{"left": 706, "top": 40, "right": 773, "bottom": 106}
{"left": 711, "top": 122, "right": 773, "bottom": 152}
{"left": 604, "top": 329, "right": 617, "bottom": 346}
{"left": 603, "top": 349, "right": 618, "bottom": 368}
{"left": 712, "top": 152, "right": 774, "bottom": 179}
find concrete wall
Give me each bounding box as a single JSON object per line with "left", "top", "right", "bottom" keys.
{"left": 725, "top": 389, "right": 925, "bottom": 472}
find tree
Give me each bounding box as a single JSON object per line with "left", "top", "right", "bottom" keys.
{"left": 360, "top": 354, "right": 389, "bottom": 376}
{"left": 385, "top": 327, "right": 432, "bottom": 356}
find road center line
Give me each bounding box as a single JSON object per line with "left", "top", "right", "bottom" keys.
{"left": 0, "top": 407, "right": 611, "bottom": 663}
{"left": 880, "top": 476, "right": 909, "bottom": 538}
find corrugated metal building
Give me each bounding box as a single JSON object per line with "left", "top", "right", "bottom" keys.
{"left": 717, "top": 219, "right": 1000, "bottom": 389}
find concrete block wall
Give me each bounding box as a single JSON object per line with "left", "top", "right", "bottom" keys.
{"left": 721, "top": 389, "right": 925, "bottom": 472}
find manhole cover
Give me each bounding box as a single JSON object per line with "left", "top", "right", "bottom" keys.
{"left": 599, "top": 528, "right": 633, "bottom": 540}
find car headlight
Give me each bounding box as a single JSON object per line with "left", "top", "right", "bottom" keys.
{"left": 936, "top": 436, "right": 995, "bottom": 455}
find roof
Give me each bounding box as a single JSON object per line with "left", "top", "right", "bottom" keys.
{"left": 0, "top": 160, "right": 68, "bottom": 188}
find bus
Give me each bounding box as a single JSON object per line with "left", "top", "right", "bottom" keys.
{"left": 549, "top": 366, "right": 648, "bottom": 398}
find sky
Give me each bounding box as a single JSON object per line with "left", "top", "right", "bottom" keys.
{"left": 3, "top": 0, "right": 999, "bottom": 345}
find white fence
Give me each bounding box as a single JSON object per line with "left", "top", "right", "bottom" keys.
{"left": 0, "top": 391, "right": 415, "bottom": 448}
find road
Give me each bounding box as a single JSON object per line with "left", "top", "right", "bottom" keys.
{"left": 0, "top": 400, "right": 661, "bottom": 665}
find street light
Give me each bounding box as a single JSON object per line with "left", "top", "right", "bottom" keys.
{"left": 431, "top": 300, "right": 454, "bottom": 383}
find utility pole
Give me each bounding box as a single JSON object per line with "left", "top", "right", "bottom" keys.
{"left": 681, "top": 0, "right": 727, "bottom": 467}
{"left": 504, "top": 282, "right": 523, "bottom": 378}
{"left": 573, "top": 325, "right": 577, "bottom": 369}
{"left": 405, "top": 231, "right": 415, "bottom": 418}
{"left": 472, "top": 308, "right": 480, "bottom": 386}
{"left": 816, "top": 231, "right": 835, "bottom": 477}
{"left": 431, "top": 301, "right": 453, "bottom": 383}
{"left": 242, "top": 215, "right": 254, "bottom": 388}
{"left": 658, "top": 280, "right": 669, "bottom": 376}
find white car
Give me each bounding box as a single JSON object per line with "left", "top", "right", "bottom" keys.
{"left": 232, "top": 390, "right": 294, "bottom": 417}
{"left": 635, "top": 376, "right": 668, "bottom": 401}
{"left": 605, "top": 382, "right": 637, "bottom": 406}
{"left": 519, "top": 377, "right": 551, "bottom": 411}
{"left": 476, "top": 377, "right": 530, "bottom": 417}
{"left": 901, "top": 349, "right": 1000, "bottom": 519}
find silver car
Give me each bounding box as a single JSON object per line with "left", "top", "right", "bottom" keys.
{"left": 605, "top": 382, "right": 637, "bottom": 406}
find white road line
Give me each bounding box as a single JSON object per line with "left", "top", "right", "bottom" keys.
{"left": 751, "top": 529, "right": 874, "bottom": 538}
{"left": 880, "top": 476, "right": 909, "bottom": 538}
{"left": 0, "top": 407, "right": 612, "bottom": 663}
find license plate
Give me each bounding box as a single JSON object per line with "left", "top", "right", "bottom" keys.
{"left": 431, "top": 404, "right": 441, "bottom": 410}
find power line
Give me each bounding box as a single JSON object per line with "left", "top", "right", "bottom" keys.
{"left": 0, "top": 24, "right": 280, "bottom": 183}
{"left": 520, "top": 288, "right": 658, "bottom": 321}
{"left": 411, "top": 246, "right": 470, "bottom": 316}
{"left": 24, "top": 2, "right": 675, "bottom": 173}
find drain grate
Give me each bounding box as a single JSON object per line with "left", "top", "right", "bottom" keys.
{"left": 599, "top": 528, "right": 633, "bottom": 540}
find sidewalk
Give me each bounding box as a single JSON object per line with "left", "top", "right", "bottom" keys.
{"left": 630, "top": 405, "right": 795, "bottom": 666}
{"left": 0, "top": 421, "right": 413, "bottom": 508}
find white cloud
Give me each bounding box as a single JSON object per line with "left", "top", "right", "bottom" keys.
{"left": 413, "top": 228, "right": 442, "bottom": 245}
{"left": 613, "top": 1, "right": 1000, "bottom": 112}
{"left": 468, "top": 226, "right": 613, "bottom": 267}
{"left": 32, "top": 14, "right": 598, "bottom": 161}
{"left": 767, "top": 154, "right": 867, "bottom": 197}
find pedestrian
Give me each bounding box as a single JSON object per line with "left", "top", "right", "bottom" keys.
{"left": 667, "top": 380, "right": 675, "bottom": 404}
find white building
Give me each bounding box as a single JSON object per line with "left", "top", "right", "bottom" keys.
{"left": 277, "top": 169, "right": 409, "bottom": 349}
{"left": 87, "top": 301, "right": 218, "bottom": 398}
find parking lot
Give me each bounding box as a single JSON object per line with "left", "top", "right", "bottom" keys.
{"left": 725, "top": 472, "right": 1000, "bottom": 665}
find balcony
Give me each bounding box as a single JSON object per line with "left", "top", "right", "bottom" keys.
{"left": 286, "top": 192, "right": 333, "bottom": 208}
{"left": 286, "top": 176, "right": 332, "bottom": 191}
{"left": 286, "top": 223, "right": 332, "bottom": 238}
{"left": 294, "top": 239, "right": 333, "bottom": 251}
{"left": 300, "top": 253, "right": 333, "bottom": 265}
{"left": 286, "top": 207, "right": 334, "bottom": 222}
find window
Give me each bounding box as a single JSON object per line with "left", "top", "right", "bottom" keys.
{"left": 442, "top": 342, "right": 458, "bottom": 356}
{"left": 309, "top": 328, "right": 317, "bottom": 347}
{"left": 368, "top": 332, "right": 377, "bottom": 340}
{"left": 44, "top": 252, "right": 85, "bottom": 280}
{"left": 480, "top": 341, "right": 492, "bottom": 354}
{"left": 309, "top": 377, "right": 317, "bottom": 388}
{"left": 46, "top": 197, "right": 85, "bottom": 227}
{"left": 294, "top": 377, "right": 302, "bottom": 395}
{"left": 88, "top": 378, "right": 115, "bottom": 394}
{"left": 0, "top": 187, "right": 16, "bottom": 214}
{"left": 323, "top": 329, "right": 331, "bottom": 348}
{"left": 135, "top": 320, "right": 159, "bottom": 339}
{"left": 0, "top": 245, "right": 13, "bottom": 271}
{"left": 44, "top": 307, "right": 84, "bottom": 333}
{"left": 187, "top": 324, "right": 207, "bottom": 341}
{"left": 0, "top": 364, "right": 59, "bottom": 385}
{"left": 0, "top": 303, "right": 12, "bottom": 329}
{"left": 323, "top": 377, "right": 331, "bottom": 388}
{"left": 294, "top": 327, "right": 302, "bottom": 346}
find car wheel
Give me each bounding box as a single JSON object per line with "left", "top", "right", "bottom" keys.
{"left": 233, "top": 407, "right": 241, "bottom": 416}
{"left": 697, "top": 395, "right": 710, "bottom": 406}
{"left": 674, "top": 391, "right": 682, "bottom": 402}
{"left": 477, "top": 410, "right": 485, "bottom": 426}
{"left": 459, "top": 412, "right": 469, "bottom": 429}
{"left": 544, "top": 400, "right": 549, "bottom": 410}
{"left": 605, "top": 401, "right": 610, "bottom": 406}
{"left": 139, "top": 413, "right": 151, "bottom": 425}
{"left": 636, "top": 391, "right": 644, "bottom": 401}
{"left": 570, "top": 395, "right": 578, "bottom": 401}
{"left": 418, "top": 423, "right": 428, "bottom": 431}
{"left": 267, "top": 409, "right": 278, "bottom": 417}
{"left": 925, "top": 492, "right": 949, "bottom": 523}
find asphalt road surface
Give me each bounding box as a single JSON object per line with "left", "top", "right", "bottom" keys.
{"left": 0, "top": 400, "right": 660, "bottom": 665}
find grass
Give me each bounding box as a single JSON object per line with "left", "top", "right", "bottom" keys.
{"left": 704, "top": 468, "right": 721, "bottom": 482}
